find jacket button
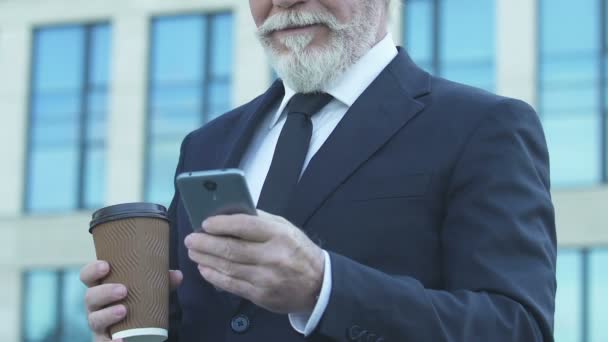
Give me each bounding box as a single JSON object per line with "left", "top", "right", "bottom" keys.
{"left": 230, "top": 314, "right": 250, "bottom": 333}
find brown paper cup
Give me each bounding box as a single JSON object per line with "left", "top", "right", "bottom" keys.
{"left": 90, "top": 203, "right": 170, "bottom": 342}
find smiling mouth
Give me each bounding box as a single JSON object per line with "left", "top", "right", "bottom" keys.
{"left": 274, "top": 24, "right": 321, "bottom": 34}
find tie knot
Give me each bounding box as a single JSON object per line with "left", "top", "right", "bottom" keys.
{"left": 286, "top": 93, "right": 333, "bottom": 118}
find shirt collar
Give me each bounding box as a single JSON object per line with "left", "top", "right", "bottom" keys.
{"left": 270, "top": 33, "right": 398, "bottom": 129}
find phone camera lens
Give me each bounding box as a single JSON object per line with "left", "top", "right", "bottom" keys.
{"left": 204, "top": 181, "right": 217, "bottom": 191}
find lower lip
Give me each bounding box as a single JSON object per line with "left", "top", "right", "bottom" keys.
{"left": 274, "top": 24, "right": 320, "bottom": 36}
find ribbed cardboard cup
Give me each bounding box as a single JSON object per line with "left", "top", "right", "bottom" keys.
{"left": 89, "top": 203, "right": 170, "bottom": 342}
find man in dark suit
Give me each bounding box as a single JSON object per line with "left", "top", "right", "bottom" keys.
{"left": 81, "top": 0, "right": 556, "bottom": 341}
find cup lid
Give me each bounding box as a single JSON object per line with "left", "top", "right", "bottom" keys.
{"left": 89, "top": 202, "right": 168, "bottom": 233}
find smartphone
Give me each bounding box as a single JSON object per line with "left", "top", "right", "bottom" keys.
{"left": 176, "top": 169, "right": 257, "bottom": 231}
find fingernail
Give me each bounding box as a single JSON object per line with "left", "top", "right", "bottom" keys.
{"left": 97, "top": 262, "right": 109, "bottom": 274}
{"left": 201, "top": 220, "right": 209, "bottom": 230}
{"left": 113, "top": 286, "right": 127, "bottom": 298}
{"left": 184, "top": 235, "right": 192, "bottom": 248}
{"left": 113, "top": 305, "right": 126, "bottom": 317}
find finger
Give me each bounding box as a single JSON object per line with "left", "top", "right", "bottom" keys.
{"left": 169, "top": 270, "right": 183, "bottom": 290}
{"left": 198, "top": 265, "right": 258, "bottom": 301}
{"left": 256, "top": 209, "right": 285, "bottom": 223}
{"left": 80, "top": 261, "right": 110, "bottom": 288}
{"left": 188, "top": 249, "right": 255, "bottom": 281}
{"left": 202, "top": 214, "right": 274, "bottom": 242}
{"left": 88, "top": 304, "right": 127, "bottom": 335}
{"left": 185, "top": 233, "right": 263, "bottom": 263}
{"left": 85, "top": 284, "right": 127, "bottom": 312}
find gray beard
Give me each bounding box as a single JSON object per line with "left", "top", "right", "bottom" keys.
{"left": 257, "top": 1, "right": 383, "bottom": 93}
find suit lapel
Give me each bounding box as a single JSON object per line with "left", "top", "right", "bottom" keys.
{"left": 284, "top": 50, "right": 432, "bottom": 228}
{"left": 221, "top": 80, "right": 285, "bottom": 168}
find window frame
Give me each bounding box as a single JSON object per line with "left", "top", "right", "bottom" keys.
{"left": 20, "top": 267, "right": 91, "bottom": 342}
{"left": 23, "top": 22, "right": 111, "bottom": 213}
{"left": 554, "top": 247, "right": 608, "bottom": 342}
{"left": 537, "top": 0, "right": 608, "bottom": 186}
{"left": 601, "top": 0, "right": 608, "bottom": 183}
{"left": 143, "top": 12, "right": 233, "bottom": 203}
{"left": 402, "top": 0, "right": 441, "bottom": 74}
{"left": 402, "top": 0, "right": 496, "bottom": 91}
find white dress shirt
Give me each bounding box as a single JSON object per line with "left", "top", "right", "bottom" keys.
{"left": 239, "top": 33, "right": 398, "bottom": 336}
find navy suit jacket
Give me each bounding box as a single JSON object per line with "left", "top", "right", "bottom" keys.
{"left": 167, "top": 49, "right": 556, "bottom": 341}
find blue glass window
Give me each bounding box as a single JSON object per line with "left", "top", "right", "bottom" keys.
{"left": 555, "top": 250, "right": 584, "bottom": 342}
{"left": 554, "top": 248, "right": 608, "bottom": 342}
{"left": 540, "top": 0, "right": 603, "bottom": 187}
{"left": 404, "top": 0, "right": 495, "bottom": 90}
{"left": 146, "top": 13, "right": 234, "bottom": 205}
{"left": 22, "top": 269, "right": 91, "bottom": 342}
{"left": 22, "top": 271, "right": 59, "bottom": 341}
{"left": 590, "top": 250, "right": 608, "bottom": 341}
{"left": 59, "top": 270, "right": 91, "bottom": 341}
{"left": 604, "top": 2, "right": 608, "bottom": 184}
{"left": 26, "top": 24, "right": 111, "bottom": 212}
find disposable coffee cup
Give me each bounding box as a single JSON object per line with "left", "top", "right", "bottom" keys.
{"left": 89, "top": 203, "right": 170, "bottom": 342}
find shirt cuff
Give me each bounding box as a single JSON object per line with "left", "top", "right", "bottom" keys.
{"left": 288, "top": 250, "right": 332, "bottom": 336}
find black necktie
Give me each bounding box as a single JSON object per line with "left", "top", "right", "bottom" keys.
{"left": 257, "top": 93, "right": 333, "bottom": 215}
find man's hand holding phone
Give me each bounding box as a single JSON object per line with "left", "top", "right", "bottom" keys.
{"left": 178, "top": 169, "right": 326, "bottom": 314}
{"left": 184, "top": 210, "right": 325, "bottom": 314}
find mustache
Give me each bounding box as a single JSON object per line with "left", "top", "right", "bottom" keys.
{"left": 256, "top": 10, "right": 344, "bottom": 36}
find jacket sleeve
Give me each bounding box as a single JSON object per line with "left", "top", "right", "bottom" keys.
{"left": 167, "top": 133, "right": 191, "bottom": 342}
{"left": 314, "top": 100, "right": 557, "bottom": 341}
